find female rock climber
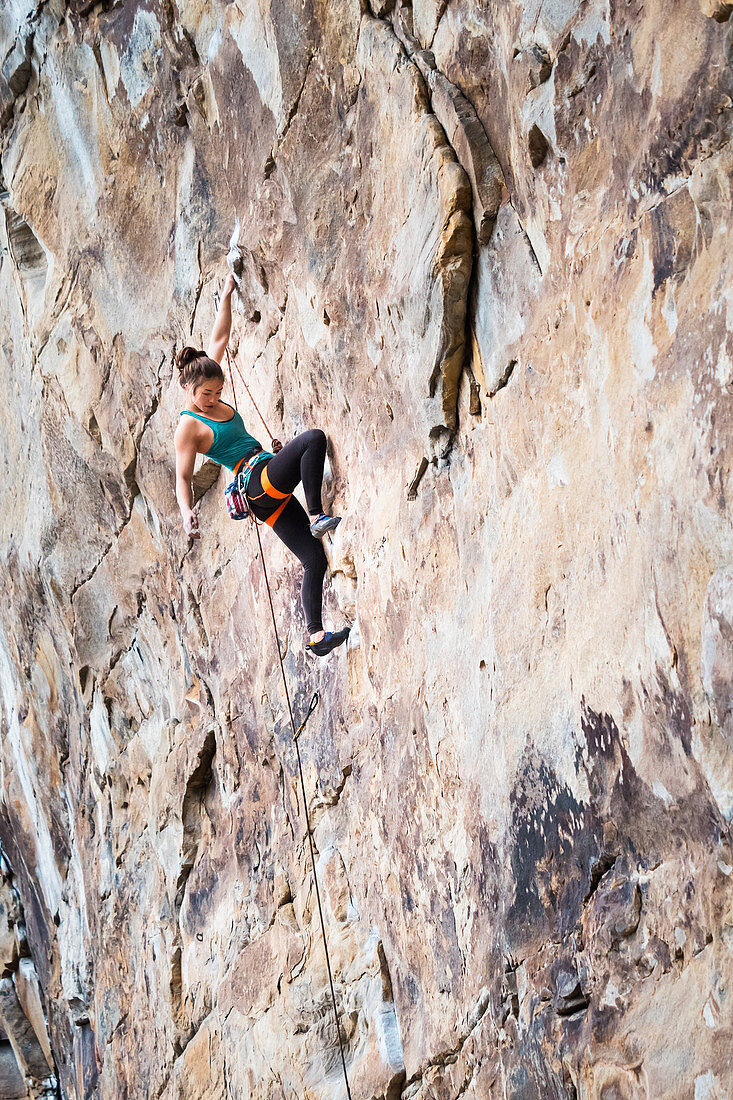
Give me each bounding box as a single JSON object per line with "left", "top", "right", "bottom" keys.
{"left": 173, "top": 274, "right": 350, "bottom": 657}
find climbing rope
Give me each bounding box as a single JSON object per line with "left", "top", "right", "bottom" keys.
{"left": 225, "top": 345, "right": 274, "bottom": 446}
{"left": 252, "top": 519, "right": 353, "bottom": 1099}
{"left": 219, "top": 313, "right": 353, "bottom": 1098}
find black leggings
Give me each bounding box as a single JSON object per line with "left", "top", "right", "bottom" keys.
{"left": 246, "top": 430, "right": 328, "bottom": 634}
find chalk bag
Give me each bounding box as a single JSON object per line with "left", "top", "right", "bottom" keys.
{"left": 224, "top": 474, "right": 250, "bottom": 521}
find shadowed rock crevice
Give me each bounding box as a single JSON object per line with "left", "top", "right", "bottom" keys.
{"left": 0, "top": 847, "right": 57, "bottom": 1097}
{"left": 527, "top": 123, "right": 549, "bottom": 168}
{"left": 176, "top": 729, "right": 217, "bottom": 909}
{"left": 0, "top": 20, "right": 36, "bottom": 128}
{"left": 3, "top": 208, "right": 46, "bottom": 281}
{"left": 171, "top": 729, "right": 217, "bottom": 1046}
{"left": 385, "top": 0, "right": 512, "bottom": 444}
{"left": 700, "top": 0, "right": 733, "bottom": 20}
{"left": 1, "top": 197, "right": 48, "bottom": 329}
{"left": 360, "top": 11, "right": 476, "bottom": 441}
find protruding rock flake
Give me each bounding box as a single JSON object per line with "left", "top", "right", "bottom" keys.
{"left": 0, "top": 0, "right": 731, "bottom": 1097}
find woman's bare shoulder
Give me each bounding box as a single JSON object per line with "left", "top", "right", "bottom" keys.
{"left": 175, "top": 412, "right": 206, "bottom": 447}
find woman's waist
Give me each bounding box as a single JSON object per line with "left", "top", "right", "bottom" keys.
{"left": 233, "top": 448, "right": 272, "bottom": 477}
{"left": 206, "top": 439, "right": 263, "bottom": 470}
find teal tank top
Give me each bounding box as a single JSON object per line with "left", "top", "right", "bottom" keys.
{"left": 179, "top": 403, "right": 270, "bottom": 474}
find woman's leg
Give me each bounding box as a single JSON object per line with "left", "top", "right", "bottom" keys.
{"left": 264, "top": 429, "right": 327, "bottom": 516}
{"left": 270, "top": 496, "right": 328, "bottom": 636}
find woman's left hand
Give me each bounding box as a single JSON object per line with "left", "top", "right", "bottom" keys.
{"left": 272, "top": 438, "right": 283, "bottom": 453}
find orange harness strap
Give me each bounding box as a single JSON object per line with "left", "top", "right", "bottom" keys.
{"left": 260, "top": 464, "right": 292, "bottom": 528}
{"left": 261, "top": 466, "right": 290, "bottom": 500}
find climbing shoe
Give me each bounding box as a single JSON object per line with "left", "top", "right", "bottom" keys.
{"left": 310, "top": 514, "right": 341, "bottom": 539}
{"left": 307, "top": 627, "right": 350, "bottom": 657}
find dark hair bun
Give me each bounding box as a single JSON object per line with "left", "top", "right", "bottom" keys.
{"left": 175, "top": 346, "right": 226, "bottom": 390}
{"left": 176, "top": 346, "right": 204, "bottom": 372}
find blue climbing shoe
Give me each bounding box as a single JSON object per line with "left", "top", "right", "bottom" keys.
{"left": 310, "top": 514, "right": 342, "bottom": 539}
{"left": 307, "top": 627, "right": 350, "bottom": 657}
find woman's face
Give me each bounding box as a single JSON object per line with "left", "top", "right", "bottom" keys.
{"left": 191, "top": 380, "right": 224, "bottom": 412}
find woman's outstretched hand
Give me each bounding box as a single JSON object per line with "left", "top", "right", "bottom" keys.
{"left": 183, "top": 509, "right": 201, "bottom": 539}
{"left": 223, "top": 272, "right": 237, "bottom": 298}
{"left": 272, "top": 438, "right": 283, "bottom": 453}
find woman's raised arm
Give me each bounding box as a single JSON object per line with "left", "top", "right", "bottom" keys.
{"left": 206, "top": 273, "right": 237, "bottom": 364}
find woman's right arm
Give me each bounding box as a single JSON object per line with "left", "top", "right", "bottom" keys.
{"left": 174, "top": 426, "right": 201, "bottom": 538}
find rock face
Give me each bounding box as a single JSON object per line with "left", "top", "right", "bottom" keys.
{"left": 0, "top": 0, "right": 732, "bottom": 1096}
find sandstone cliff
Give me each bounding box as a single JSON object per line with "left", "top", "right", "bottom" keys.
{"left": 0, "top": 0, "right": 732, "bottom": 1097}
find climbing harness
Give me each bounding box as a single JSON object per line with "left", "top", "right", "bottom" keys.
{"left": 222, "top": 327, "right": 353, "bottom": 1099}
{"left": 224, "top": 451, "right": 273, "bottom": 521}
{"left": 244, "top": 461, "right": 293, "bottom": 528}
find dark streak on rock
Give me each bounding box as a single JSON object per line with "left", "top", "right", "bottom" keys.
{"left": 407, "top": 456, "right": 429, "bottom": 499}
{"left": 277, "top": 49, "right": 317, "bottom": 148}
{"left": 489, "top": 359, "right": 516, "bottom": 397}
{"left": 508, "top": 752, "right": 602, "bottom": 949}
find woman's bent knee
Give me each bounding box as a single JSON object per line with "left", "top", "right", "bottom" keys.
{"left": 304, "top": 428, "right": 326, "bottom": 448}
